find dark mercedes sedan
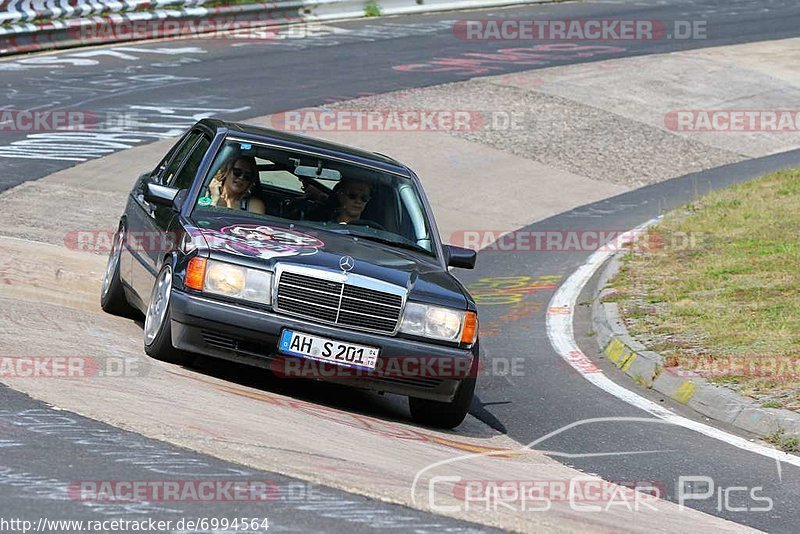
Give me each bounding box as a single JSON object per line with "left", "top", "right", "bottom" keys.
{"left": 101, "top": 118, "right": 479, "bottom": 428}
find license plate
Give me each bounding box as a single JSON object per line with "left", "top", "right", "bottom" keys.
{"left": 278, "top": 329, "right": 380, "bottom": 369}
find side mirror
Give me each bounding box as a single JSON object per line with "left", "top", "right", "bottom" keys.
{"left": 445, "top": 245, "right": 477, "bottom": 269}
{"left": 144, "top": 181, "right": 181, "bottom": 209}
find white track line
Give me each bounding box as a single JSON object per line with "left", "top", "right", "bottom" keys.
{"left": 545, "top": 219, "right": 800, "bottom": 472}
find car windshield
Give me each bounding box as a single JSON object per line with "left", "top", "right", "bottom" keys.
{"left": 191, "top": 138, "right": 436, "bottom": 256}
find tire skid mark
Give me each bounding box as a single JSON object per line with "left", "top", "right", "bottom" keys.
{"left": 167, "top": 369, "right": 515, "bottom": 457}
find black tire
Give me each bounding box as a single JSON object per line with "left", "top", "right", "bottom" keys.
{"left": 409, "top": 376, "right": 476, "bottom": 430}
{"left": 143, "top": 265, "right": 192, "bottom": 365}
{"left": 100, "top": 227, "right": 135, "bottom": 317}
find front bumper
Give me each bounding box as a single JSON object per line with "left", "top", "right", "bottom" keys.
{"left": 169, "top": 290, "right": 475, "bottom": 402}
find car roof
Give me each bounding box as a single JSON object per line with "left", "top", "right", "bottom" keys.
{"left": 198, "top": 118, "right": 412, "bottom": 177}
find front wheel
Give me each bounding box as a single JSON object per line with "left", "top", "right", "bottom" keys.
{"left": 143, "top": 264, "right": 192, "bottom": 365}
{"left": 409, "top": 377, "right": 476, "bottom": 429}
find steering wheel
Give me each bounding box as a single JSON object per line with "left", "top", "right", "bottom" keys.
{"left": 283, "top": 196, "right": 332, "bottom": 219}
{"left": 347, "top": 219, "right": 386, "bottom": 231}
{"left": 299, "top": 176, "right": 333, "bottom": 200}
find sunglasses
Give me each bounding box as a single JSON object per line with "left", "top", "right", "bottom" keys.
{"left": 230, "top": 167, "right": 256, "bottom": 181}
{"left": 345, "top": 192, "right": 371, "bottom": 203}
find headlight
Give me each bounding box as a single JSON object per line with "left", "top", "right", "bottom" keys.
{"left": 399, "top": 302, "right": 478, "bottom": 345}
{"left": 206, "top": 261, "right": 246, "bottom": 296}
{"left": 186, "top": 258, "right": 272, "bottom": 305}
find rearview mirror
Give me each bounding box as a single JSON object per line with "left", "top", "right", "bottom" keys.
{"left": 292, "top": 158, "right": 342, "bottom": 181}
{"left": 445, "top": 245, "right": 477, "bottom": 269}
{"left": 144, "top": 181, "right": 181, "bottom": 209}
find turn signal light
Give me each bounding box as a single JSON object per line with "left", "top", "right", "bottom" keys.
{"left": 461, "top": 311, "right": 478, "bottom": 345}
{"left": 185, "top": 257, "right": 207, "bottom": 290}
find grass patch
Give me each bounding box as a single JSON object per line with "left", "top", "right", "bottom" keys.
{"left": 765, "top": 428, "right": 800, "bottom": 452}
{"left": 612, "top": 168, "right": 800, "bottom": 410}
{"left": 364, "top": 0, "right": 382, "bottom": 17}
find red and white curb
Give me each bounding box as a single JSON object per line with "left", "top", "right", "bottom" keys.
{"left": 545, "top": 219, "right": 800, "bottom": 473}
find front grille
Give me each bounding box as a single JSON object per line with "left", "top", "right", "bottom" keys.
{"left": 275, "top": 268, "right": 404, "bottom": 334}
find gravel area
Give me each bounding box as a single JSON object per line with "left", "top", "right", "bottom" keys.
{"left": 488, "top": 53, "right": 800, "bottom": 159}
{"left": 328, "top": 79, "right": 745, "bottom": 188}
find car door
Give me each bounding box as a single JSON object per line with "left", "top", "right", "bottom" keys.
{"left": 127, "top": 130, "right": 208, "bottom": 300}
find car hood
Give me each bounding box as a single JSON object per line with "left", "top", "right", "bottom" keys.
{"left": 186, "top": 215, "right": 469, "bottom": 309}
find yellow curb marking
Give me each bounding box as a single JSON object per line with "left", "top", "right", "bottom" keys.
{"left": 620, "top": 352, "right": 637, "bottom": 372}
{"left": 673, "top": 381, "right": 696, "bottom": 404}
{"left": 604, "top": 338, "right": 625, "bottom": 363}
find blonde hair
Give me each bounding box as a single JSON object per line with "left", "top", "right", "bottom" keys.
{"left": 212, "top": 155, "right": 258, "bottom": 186}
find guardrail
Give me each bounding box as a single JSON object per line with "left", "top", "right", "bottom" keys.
{"left": 0, "top": 0, "right": 209, "bottom": 25}
{"left": 0, "top": 0, "right": 550, "bottom": 56}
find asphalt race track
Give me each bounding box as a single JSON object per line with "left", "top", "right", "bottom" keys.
{"left": 0, "top": 385, "right": 493, "bottom": 533}
{"left": 3, "top": 0, "right": 800, "bottom": 192}
{"left": 2, "top": 0, "right": 800, "bottom": 532}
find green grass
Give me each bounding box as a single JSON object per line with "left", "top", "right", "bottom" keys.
{"left": 364, "top": 0, "right": 382, "bottom": 17}
{"left": 765, "top": 428, "right": 800, "bottom": 452}
{"left": 611, "top": 168, "right": 800, "bottom": 411}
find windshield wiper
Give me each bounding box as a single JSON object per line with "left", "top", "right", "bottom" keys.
{"left": 332, "top": 229, "right": 431, "bottom": 255}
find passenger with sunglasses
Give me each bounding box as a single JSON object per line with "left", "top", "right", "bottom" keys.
{"left": 332, "top": 177, "right": 372, "bottom": 224}
{"left": 207, "top": 156, "right": 266, "bottom": 214}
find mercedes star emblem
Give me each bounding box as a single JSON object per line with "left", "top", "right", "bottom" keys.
{"left": 339, "top": 255, "right": 355, "bottom": 272}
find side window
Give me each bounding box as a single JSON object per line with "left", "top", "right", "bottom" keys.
{"left": 161, "top": 131, "right": 203, "bottom": 184}
{"left": 171, "top": 136, "right": 211, "bottom": 190}
{"left": 153, "top": 131, "right": 190, "bottom": 179}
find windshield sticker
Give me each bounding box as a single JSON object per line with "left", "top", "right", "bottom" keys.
{"left": 198, "top": 224, "right": 324, "bottom": 259}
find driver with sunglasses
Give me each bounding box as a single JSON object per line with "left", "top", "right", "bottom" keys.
{"left": 207, "top": 155, "right": 266, "bottom": 214}
{"left": 331, "top": 177, "right": 372, "bottom": 224}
